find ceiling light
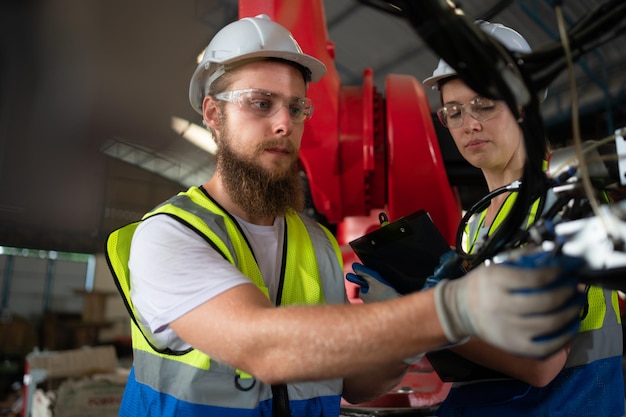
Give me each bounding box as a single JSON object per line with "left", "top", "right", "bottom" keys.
{"left": 171, "top": 116, "right": 217, "bottom": 155}
{"left": 100, "top": 137, "right": 214, "bottom": 187}
{"left": 197, "top": 48, "right": 206, "bottom": 64}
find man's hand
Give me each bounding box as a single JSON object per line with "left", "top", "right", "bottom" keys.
{"left": 346, "top": 263, "right": 422, "bottom": 364}
{"left": 433, "top": 251, "right": 584, "bottom": 358}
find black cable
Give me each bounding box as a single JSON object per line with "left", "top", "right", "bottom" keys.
{"left": 389, "top": 0, "right": 531, "bottom": 110}
{"left": 373, "top": 0, "right": 547, "bottom": 266}
{"left": 355, "top": 0, "right": 405, "bottom": 17}
{"left": 522, "top": 0, "right": 626, "bottom": 91}
{"left": 455, "top": 181, "right": 521, "bottom": 259}
{"left": 359, "top": 0, "right": 625, "bottom": 270}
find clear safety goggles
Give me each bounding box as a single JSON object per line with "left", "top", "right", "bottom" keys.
{"left": 213, "top": 89, "right": 314, "bottom": 123}
{"left": 436, "top": 96, "right": 506, "bottom": 129}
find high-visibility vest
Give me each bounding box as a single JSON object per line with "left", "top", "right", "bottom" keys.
{"left": 437, "top": 190, "right": 624, "bottom": 417}
{"left": 106, "top": 186, "right": 346, "bottom": 416}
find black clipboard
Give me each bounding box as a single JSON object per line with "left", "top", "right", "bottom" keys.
{"left": 425, "top": 349, "right": 507, "bottom": 382}
{"left": 348, "top": 209, "right": 459, "bottom": 294}
{"left": 349, "top": 209, "right": 503, "bottom": 382}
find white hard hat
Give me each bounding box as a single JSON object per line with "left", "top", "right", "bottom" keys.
{"left": 189, "top": 14, "right": 327, "bottom": 114}
{"left": 423, "top": 20, "right": 532, "bottom": 90}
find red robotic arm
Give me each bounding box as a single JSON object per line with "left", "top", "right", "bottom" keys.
{"left": 239, "top": 0, "right": 461, "bottom": 245}
{"left": 239, "top": 3, "right": 460, "bottom": 407}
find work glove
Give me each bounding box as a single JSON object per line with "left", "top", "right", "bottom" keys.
{"left": 422, "top": 250, "right": 463, "bottom": 290}
{"left": 346, "top": 263, "right": 401, "bottom": 303}
{"left": 433, "top": 250, "right": 584, "bottom": 358}
{"left": 346, "top": 263, "right": 422, "bottom": 364}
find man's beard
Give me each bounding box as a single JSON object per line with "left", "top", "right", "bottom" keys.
{"left": 216, "top": 126, "right": 305, "bottom": 218}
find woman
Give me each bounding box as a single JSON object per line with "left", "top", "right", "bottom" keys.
{"left": 422, "top": 20, "right": 624, "bottom": 417}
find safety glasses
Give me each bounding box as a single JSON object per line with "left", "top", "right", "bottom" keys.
{"left": 213, "top": 89, "right": 314, "bottom": 123}
{"left": 436, "top": 96, "right": 506, "bottom": 129}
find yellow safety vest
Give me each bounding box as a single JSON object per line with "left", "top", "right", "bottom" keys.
{"left": 105, "top": 186, "right": 346, "bottom": 416}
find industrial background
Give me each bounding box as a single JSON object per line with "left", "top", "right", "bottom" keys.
{"left": 1, "top": 1, "right": 625, "bottom": 414}
{"left": 2, "top": 0, "right": 625, "bottom": 254}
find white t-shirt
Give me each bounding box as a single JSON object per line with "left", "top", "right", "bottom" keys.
{"left": 129, "top": 214, "right": 285, "bottom": 350}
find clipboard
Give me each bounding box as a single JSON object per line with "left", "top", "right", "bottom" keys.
{"left": 349, "top": 209, "right": 503, "bottom": 382}
{"left": 348, "top": 209, "right": 461, "bottom": 294}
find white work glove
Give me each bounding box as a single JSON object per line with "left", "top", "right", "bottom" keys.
{"left": 346, "top": 263, "right": 423, "bottom": 364}
{"left": 433, "top": 251, "right": 584, "bottom": 358}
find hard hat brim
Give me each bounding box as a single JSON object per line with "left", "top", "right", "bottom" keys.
{"left": 189, "top": 50, "right": 326, "bottom": 115}
{"left": 422, "top": 72, "right": 455, "bottom": 90}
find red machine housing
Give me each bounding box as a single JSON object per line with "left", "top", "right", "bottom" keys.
{"left": 239, "top": 0, "right": 461, "bottom": 243}
{"left": 239, "top": 0, "right": 460, "bottom": 410}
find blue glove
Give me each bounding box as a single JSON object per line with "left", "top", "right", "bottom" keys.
{"left": 422, "top": 250, "right": 463, "bottom": 290}
{"left": 346, "top": 263, "right": 401, "bottom": 303}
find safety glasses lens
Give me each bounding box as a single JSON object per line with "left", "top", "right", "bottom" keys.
{"left": 217, "top": 89, "right": 313, "bottom": 122}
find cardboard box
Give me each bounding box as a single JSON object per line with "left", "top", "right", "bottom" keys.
{"left": 26, "top": 346, "right": 118, "bottom": 379}
{"left": 24, "top": 345, "right": 127, "bottom": 417}
{"left": 45, "top": 372, "right": 126, "bottom": 417}
{"left": 73, "top": 291, "right": 117, "bottom": 324}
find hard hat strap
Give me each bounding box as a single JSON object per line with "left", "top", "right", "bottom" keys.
{"left": 204, "top": 65, "right": 226, "bottom": 96}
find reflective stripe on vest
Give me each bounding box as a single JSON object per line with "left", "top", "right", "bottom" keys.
{"left": 566, "top": 286, "right": 622, "bottom": 367}
{"left": 106, "top": 186, "right": 345, "bottom": 411}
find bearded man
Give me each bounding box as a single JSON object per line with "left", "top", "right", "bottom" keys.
{"left": 105, "top": 14, "right": 586, "bottom": 417}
